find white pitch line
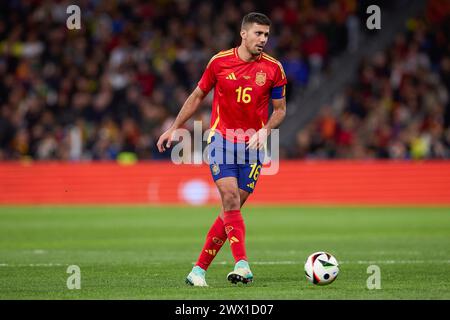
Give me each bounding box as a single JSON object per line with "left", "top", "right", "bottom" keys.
{"left": 2, "top": 260, "right": 450, "bottom": 268}
{"left": 194, "top": 260, "right": 450, "bottom": 265}
{"left": 0, "top": 263, "right": 64, "bottom": 267}
{"left": 340, "top": 260, "right": 450, "bottom": 265}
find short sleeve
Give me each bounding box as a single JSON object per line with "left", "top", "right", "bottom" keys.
{"left": 197, "top": 58, "right": 217, "bottom": 94}
{"left": 273, "top": 62, "right": 288, "bottom": 88}
{"left": 271, "top": 85, "right": 286, "bottom": 99}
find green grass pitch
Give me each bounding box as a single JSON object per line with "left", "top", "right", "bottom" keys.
{"left": 0, "top": 205, "right": 449, "bottom": 299}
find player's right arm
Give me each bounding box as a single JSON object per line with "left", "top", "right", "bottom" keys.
{"left": 156, "top": 86, "right": 207, "bottom": 152}
{"left": 157, "top": 54, "right": 218, "bottom": 153}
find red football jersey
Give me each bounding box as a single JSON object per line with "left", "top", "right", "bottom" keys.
{"left": 198, "top": 47, "right": 287, "bottom": 143}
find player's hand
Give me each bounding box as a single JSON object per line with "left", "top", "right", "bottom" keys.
{"left": 247, "top": 129, "right": 269, "bottom": 150}
{"left": 157, "top": 128, "right": 175, "bottom": 153}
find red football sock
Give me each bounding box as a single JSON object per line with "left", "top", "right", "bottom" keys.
{"left": 195, "top": 215, "right": 227, "bottom": 271}
{"left": 223, "top": 210, "right": 247, "bottom": 263}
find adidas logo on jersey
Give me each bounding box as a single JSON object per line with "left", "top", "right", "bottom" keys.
{"left": 226, "top": 72, "right": 237, "bottom": 80}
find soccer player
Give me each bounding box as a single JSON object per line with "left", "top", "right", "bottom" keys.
{"left": 157, "top": 12, "right": 287, "bottom": 286}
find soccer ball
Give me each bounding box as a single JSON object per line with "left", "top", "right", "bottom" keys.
{"left": 304, "top": 251, "right": 339, "bottom": 285}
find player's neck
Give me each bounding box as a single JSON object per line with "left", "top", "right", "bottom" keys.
{"left": 237, "top": 45, "right": 260, "bottom": 62}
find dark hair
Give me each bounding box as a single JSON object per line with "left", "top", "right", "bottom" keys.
{"left": 241, "top": 12, "right": 271, "bottom": 29}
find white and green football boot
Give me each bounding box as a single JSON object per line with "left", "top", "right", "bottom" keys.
{"left": 227, "top": 260, "right": 253, "bottom": 284}
{"left": 185, "top": 266, "right": 208, "bottom": 287}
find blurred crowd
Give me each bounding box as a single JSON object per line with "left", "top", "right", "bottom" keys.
{"left": 292, "top": 2, "right": 450, "bottom": 160}
{"left": 1, "top": 0, "right": 448, "bottom": 161}
{"left": 0, "top": 0, "right": 364, "bottom": 161}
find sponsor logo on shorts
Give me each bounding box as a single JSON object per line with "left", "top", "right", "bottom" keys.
{"left": 225, "top": 225, "right": 234, "bottom": 234}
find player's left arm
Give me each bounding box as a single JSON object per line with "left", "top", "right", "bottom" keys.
{"left": 248, "top": 61, "right": 287, "bottom": 149}
{"left": 264, "top": 96, "right": 287, "bottom": 131}
{"left": 247, "top": 95, "right": 286, "bottom": 150}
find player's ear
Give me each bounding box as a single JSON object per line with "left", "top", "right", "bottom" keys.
{"left": 240, "top": 29, "right": 246, "bottom": 39}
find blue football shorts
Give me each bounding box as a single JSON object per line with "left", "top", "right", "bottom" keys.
{"left": 207, "top": 132, "right": 265, "bottom": 193}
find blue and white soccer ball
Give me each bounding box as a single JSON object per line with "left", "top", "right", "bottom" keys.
{"left": 304, "top": 251, "right": 339, "bottom": 285}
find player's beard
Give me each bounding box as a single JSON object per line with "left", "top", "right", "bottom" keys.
{"left": 251, "top": 44, "right": 264, "bottom": 56}
{"left": 243, "top": 41, "right": 264, "bottom": 56}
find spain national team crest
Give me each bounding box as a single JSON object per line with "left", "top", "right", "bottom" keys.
{"left": 255, "top": 71, "right": 266, "bottom": 86}
{"left": 212, "top": 163, "right": 220, "bottom": 175}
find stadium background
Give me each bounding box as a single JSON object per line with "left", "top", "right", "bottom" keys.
{"left": 0, "top": 0, "right": 449, "bottom": 205}
{"left": 0, "top": 0, "right": 450, "bottom": 300}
